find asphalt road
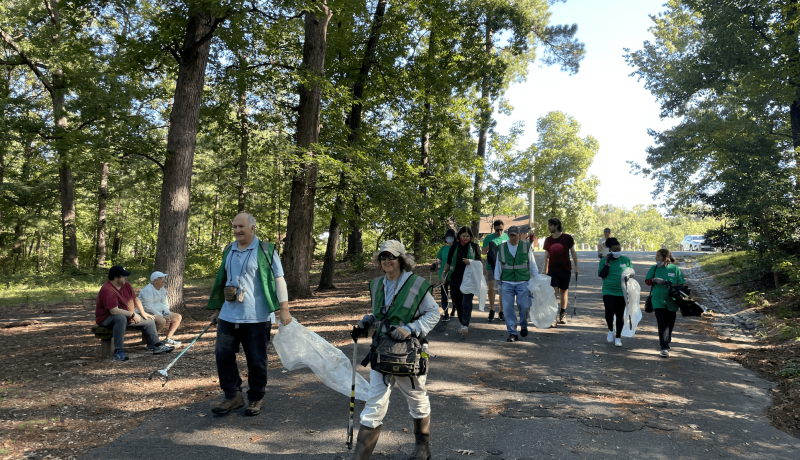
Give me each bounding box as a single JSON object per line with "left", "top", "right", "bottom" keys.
{"left": 82, "top": 252, "right": 800, "bottom": 459}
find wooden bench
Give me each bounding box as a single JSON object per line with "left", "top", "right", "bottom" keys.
{"left": 91, "top": 326, "right": 149, "bottom": 358}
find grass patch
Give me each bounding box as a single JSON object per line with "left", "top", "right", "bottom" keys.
{"left": 0, "top": 272, "right": 215, "bottom": 308}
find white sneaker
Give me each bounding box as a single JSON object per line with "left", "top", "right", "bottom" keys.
{"left": 614, "top": 338, "right": 622, "bottom": 347}
{"left": 460, "top": 325, "right": 468, "bottom": 339}
{"left": 164, "top": 337, "right": 182, "bottom": 346}
{"left": 660, "top": 349, "right": 669, "bottom": 358}
{"left": 607, "top": 331, "right": 614, "bottom": 343}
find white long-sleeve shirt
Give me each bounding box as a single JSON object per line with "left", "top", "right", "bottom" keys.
{"left": 494, "top": 242, "right": 540, "bottom": 285}
{"left": 138, "top": 283, "right": 170, "bottom": 316}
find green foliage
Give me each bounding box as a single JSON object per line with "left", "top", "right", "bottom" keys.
{"left": 780, "top": 359, "right": 800, "bottom": 380}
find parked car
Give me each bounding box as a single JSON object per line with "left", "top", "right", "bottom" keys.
{"left": 679, "top": 235, "right": 715, "bottom": 252}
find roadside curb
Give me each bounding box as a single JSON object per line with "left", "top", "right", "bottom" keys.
{"left": 683, "top": 262, "right": 763, "bottom": 342}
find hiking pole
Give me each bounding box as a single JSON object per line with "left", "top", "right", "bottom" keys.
{"left": 572, "top": 272, "right": 579, "bottom": 317}
{"left": 148, "top": 320, "right": 216, "bottom": 387}
{"left": 346, "top": 335, "right": 359, "bottom": 450}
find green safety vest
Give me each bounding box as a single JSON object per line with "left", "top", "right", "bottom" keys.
{"left": 447, "top": 242, "right": 478, "bottom": 281}
{"left": 369, "top": 273, "right": 431, "bottom": 337}
{"left": 206, "top": 240, "right": 280, "bottom": 313}
{"left": 498, "top": 240, "right": 531, "bottom": 282}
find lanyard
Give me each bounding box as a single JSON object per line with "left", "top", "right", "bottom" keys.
{"left": 226, "top": 246, "right": 254, "bottom": 286}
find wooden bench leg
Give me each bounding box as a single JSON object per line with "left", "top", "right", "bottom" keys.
{"left": 100, "top": 338, "right": 113, "bottom": 358}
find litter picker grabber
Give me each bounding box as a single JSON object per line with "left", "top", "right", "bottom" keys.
{"left": 148, "top": 320, "right": 216, "bottom": 387}
{"left": 346, "top": 335, "right": 359, "bottom": 450}
{"left": 572, "top": 272, "right": 579, "bottom": 317}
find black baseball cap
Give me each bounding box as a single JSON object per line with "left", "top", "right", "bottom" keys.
{"left": 108, "top": 265, "right": 131, "bottom": 280}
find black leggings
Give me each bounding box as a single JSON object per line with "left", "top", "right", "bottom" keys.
{"left": 439, "top": 284, "right": 450, "bottom": 311}
{"left": 450, "top": 287, "right": 474, "bottom": 327}
{"left": 603, "top": 295, "right": 626, "bottom": 338}
{"left": 654, "top": 308, "right": 677, "bottom": 350}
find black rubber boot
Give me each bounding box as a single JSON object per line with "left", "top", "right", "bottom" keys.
{"left": 408, "top": 415, "right": 431, "bottom": 460}
{"left": 352, "top": 424, "right": 382, "bottom": 460}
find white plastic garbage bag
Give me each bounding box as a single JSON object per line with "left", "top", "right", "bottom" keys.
{"left": 460, "top": 262, "right": 488, "bottom": 311}
{"left": 273, "top": 318, "right": 369, "bottom": 401}
{"left": 526, "top": 275, "right": 559, "bottom": 328}
{"left": 615, "top": 268, "right": 643, "bottom": 338}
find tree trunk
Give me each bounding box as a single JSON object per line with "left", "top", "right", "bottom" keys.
{"left": 0, "top": 68, "right": 8, "bottom": 244}
{"left": 414, "top": 98, "right": 431, "bottom": 257}
{"left": 319, "top": 0, "right": 386, "bottom": 288}
{"left": 111, "top": 228, "right": 122, "bottom": 258}
{"left": 283, "top": 1, "right": 332, "bottom": 299}
{"left": 237, "top": 73, "right": 249, "bottom": 212}
{"left": 94, "top": 162, "right": 109, "bottom": 269}
{"left": 154, "top": 10, "right": 221, "bottom": 313}
{"left": 318, "top": 199, "right": 343, "bottom": 290}
{"left": 471, "top": 27, "right": 494, "bottom": 237}
{"left": 54, "top": 67, "right": 78, "bottom": 271}
{"left": 347, "top": 202, "right": 363, "bottom": 258}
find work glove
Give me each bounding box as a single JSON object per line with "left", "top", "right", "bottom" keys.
{"left": 598, "top": 253, "right": 604, "bottom": 259}
{"left": 390, "top": 326, "right": 411, "bottom": 341}
{"left": 350, "top": 325, "right": 368, "bottom": 341}
{"left": 651, "top": 277, "right": 670, "bottom": 285}
{"left": 604, "top": 254, "right": 614, "bottom": 265}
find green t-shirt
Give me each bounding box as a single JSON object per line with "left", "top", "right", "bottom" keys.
{"left": 645, "top": 264, "right": 685, "bottom": 311}
{"left": 598, "top": 256, "right": 634, "bottom": 296}
{"left": 436, "top": 244, "right": 451, "bottom": 278}
{"left": 482, "top": 233, "right": 509, "bottom": 270}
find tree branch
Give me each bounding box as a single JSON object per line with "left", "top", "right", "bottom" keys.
{"left": 184, "top": 13, "right": 230, "bottom": 62}
{"left": 119, "top": 152, "right": 165, "bottom": 170}
{"left": 0, "top": 28, "right": 53, "bottom": 94}
{"left": 43, "top": 0, "right": 57, "bottom": 25}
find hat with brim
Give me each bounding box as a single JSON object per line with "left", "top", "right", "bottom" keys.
{"left": 150, "top": 271, "right": 168, "bottom": 282}
{"left": 108, "top": 265, "right": 131, "bottom": 280}
{"left": 507, "top": 226, "right": 520, "bottom": 235}
{"left": 379, "top": 240, "right": 406, "bottom": 256}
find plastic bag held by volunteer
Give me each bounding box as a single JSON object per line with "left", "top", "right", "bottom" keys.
{"left": 527, "top": 274, "right": 560, "bottom": 328}
{"left": 616, "top": 267, "right": 643, "bottom": 337}
{"left": 461, "top": 262, "right": 488, "bottom": 311}
{"left": 273, "top": 318, "right": 369, "bottom": 400}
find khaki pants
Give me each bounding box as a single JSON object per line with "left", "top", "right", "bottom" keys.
{"left": 359, "top": 370, "right": 430, "bottom": 428}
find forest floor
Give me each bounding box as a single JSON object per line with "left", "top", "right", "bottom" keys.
{"left": 0, "top": 260, "right": 393, "bottom": 460}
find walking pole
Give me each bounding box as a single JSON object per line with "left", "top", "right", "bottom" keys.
{"left": 148, "top": 320, "right": 216, "bottom": 387}
{"left": 572, "top": 272, "right": 578, "bottom": 317}
{"left": 346, "top": 335, "right": 359, "bottom": 450}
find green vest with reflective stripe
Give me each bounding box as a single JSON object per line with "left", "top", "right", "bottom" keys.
{"left": 369, "top": 273, "right": 432, "bottom": 337}
{"left": 447, "top": 243, "right": 477, "bottom": 281}
{"left": 206, "top": 240, "right": 280, "bottom": 312}
{"left": 499, "top": 240, "right": 531, "bottom": 282}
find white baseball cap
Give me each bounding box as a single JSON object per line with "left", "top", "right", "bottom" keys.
{"left": 150, "top": 271, "right": 168, "bottom": 282}
{"left": 379, "top": 240, "right": 406, "bottom": 256}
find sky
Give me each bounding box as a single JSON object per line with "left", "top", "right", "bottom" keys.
{"left": 494, "top": 0, "right": 673, "bottom": 210}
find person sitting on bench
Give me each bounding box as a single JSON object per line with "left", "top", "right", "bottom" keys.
{"left": 138, "top": 271, "right": 183, "bottom": 347}
{"left": 95, "top": 265, "right": 174, "bottom": 361}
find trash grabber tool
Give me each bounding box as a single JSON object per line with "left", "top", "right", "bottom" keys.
{"left": 572, "top": 272, "right": 578, "bottom": 317}
{"left": 346, "top": 335, "right": 359, "bottom": 450}
{"left": 149, "top": 320, "right": 216, "bottom": 387}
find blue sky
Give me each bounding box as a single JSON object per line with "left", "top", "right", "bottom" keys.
{"left": 495, "top": 0, "right": 673, "bottom": 210}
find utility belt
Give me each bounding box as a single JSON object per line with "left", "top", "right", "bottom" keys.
{"left": 361, "top": 323, "right": 429, "bottom": 379}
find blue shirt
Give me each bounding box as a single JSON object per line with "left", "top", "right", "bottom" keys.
{"left": 218, "top": 236, "right": 284, "bottom": 324}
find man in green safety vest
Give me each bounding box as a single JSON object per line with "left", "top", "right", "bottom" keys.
{"left": 206, "top": 212, "right": 292, "bottom": 417}
{"left": 350, "top": 240, "right": 440, "bottom": 460}
{"left": 495, "top": 226, "right": 539, "bottom": 342}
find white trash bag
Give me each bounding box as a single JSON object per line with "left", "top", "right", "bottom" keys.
{"left": 460, "top": 262, "right": 488, "bottom": 311}
{"left": 273, "top": 318, "right": 369, "bottom": 401}
{"left": 615, "top": 267, "right": 643, "bottom": 338}
{"left": 527, "top": 275, "right": 559, "bottom": 328}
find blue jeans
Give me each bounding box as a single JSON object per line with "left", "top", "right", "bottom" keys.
{"left": 501, "top": 282, "right": 532, "bottom": 335}
{"left": 101, "top": 314, "right": 160, "bottom": 351}
{"left": 215, "top": 319, "right": 271, "bottom": 401}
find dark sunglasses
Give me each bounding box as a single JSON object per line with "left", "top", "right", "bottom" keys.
{"left": 379, "top": 253, "right": 399, "bottom": 261}
{"left": 494, "top": 227, "right": 503, "bottom": 231}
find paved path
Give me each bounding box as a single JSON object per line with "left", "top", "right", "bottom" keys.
{"left": 82, "top": 252, "right": 800, "bottom": 459}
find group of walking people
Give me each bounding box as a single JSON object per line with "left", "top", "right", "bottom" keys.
{"left": 197, "top": 213, "right": 686, "bottom": 460}
{"left": 436, "top": 217, "right": 580, "bottom": 343}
